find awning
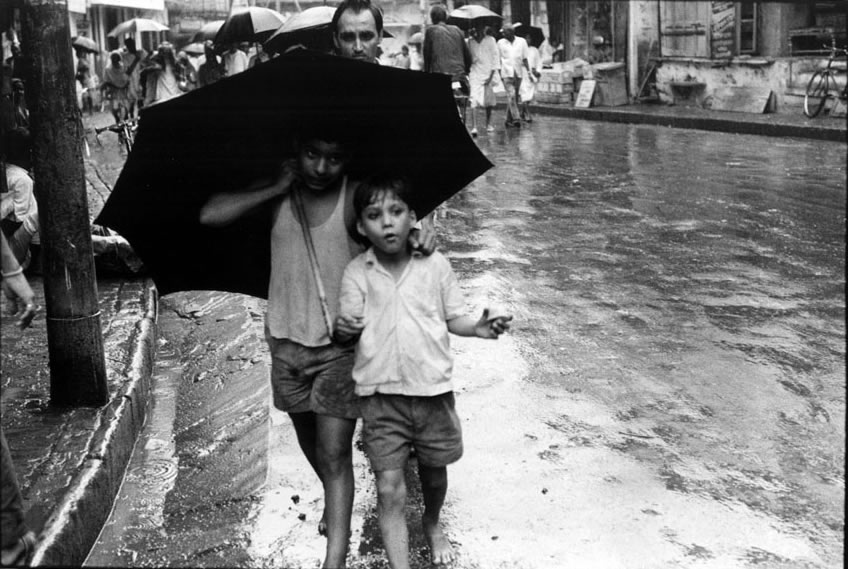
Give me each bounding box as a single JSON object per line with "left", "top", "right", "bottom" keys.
{"left": 69, "top": 0, "right": 87, "bottom": 14}
{"left": 89, "top": 0, "right": 165, "bottom": 11}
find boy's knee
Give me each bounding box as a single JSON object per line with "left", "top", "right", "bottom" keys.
{"left": 376, "top": 472, "right": 406, "bottom": 505}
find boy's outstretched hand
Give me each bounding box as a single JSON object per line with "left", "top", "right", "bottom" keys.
{"left": 475, "top": 308, "right": 513, "bottom": 339}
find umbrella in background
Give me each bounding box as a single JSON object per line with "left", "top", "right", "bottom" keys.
{"left": 215, "top": 7, "right": 286, "bottom": 46}
{"left": 447, "top": 4, "right": 502, "bottom": 32}
{"left": 264, "top": 5, "right": 336, "bottom": 54}
{"left": 72, "top": 35, "right": 99, "bottom": 54}
{"left": 408, "top": 31, "right": 423, "bottom": 45}
{"left": 192, "top": 20, "right": 225, "bottom": 43}
{"left": 108, "top": 17, "right": 169, "bottom": 37}
{"left": 514, "top": 23, "right": 545, "bottom": 48}
{"left": 95, "top": 50, "right": 493, "bottom": 298}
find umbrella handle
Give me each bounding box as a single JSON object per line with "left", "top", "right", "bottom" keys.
{"left": 292, "top": 189, "right": 335, "bottom": 340}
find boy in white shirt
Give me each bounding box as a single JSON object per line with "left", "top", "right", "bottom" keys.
{"left": 335, "top": 175, "right": 512, "bottom": 569}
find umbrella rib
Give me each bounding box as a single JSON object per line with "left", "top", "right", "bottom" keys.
{"left": 292, "top": 188, "right": 335, "bottom": 339}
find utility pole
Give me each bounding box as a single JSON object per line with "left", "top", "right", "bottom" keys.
{"left": 19, "top": 0, "right": 108, "bottom": 407}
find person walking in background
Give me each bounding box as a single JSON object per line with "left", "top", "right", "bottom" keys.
{"left": 423, "top": 5, "right": 471, "bottom": 100}
{"left": 518, "top": 38, "right": 542, "bottom": 122}
{"left": 223, "top": 43, "right": 248, "bottom": 77}
{"left": 248, "top": 43, "right": 271, "bottom": 68}
{"left": 467, "top": 24, "right": 498, "bottom": 136}
{"left": 100, "top": 50, "right": 132, "bottom": 124}
{"left": 497, "top": 23, "right": 529, "bottom": 127}
{"left": 75, "top": 48, "right": 94, "bottom": 115}
{"left": 141, "top": 43, "right": 181, "bottom": 107}
{"left": 176, "top": 51, "right": 197, "bottom": 93}
{"left": 1, "top": 127, "right": 39, "bottom": 273}
{"left": 120, "top": 37, "right": 146, "bottom": 119}
{"left": 197, "top": 41, "right": 225, "bottom": 88}
{"left": 335, "top": 175, "right": 512, "bottom": 569}
{"left": 391, "top": 45, "right": 410, "bottom": 69}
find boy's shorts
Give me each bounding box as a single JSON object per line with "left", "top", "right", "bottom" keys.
{"left": 266, "top": 335, "right": 360, "bottom": 419}
{"left": 360, "top": 392, "right": 463, "bottom": 472}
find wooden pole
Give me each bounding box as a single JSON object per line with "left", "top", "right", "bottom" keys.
{"left": 19, "top": 0, "right": 108, "bottom": 407}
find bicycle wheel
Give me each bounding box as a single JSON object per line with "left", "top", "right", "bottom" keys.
{"left": 804, "top": 70, "right": 831, "bottom": 118}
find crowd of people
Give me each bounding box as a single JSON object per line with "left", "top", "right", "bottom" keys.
{"left": 384, "top": 7, "right": 545, "bottom": 137}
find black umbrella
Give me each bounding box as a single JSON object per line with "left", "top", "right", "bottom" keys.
{"left": 95, "top": 50, "right": 493, "bottom": 299}
{"left": 515, "top": 23, "right": 544, "bottom": 48}
{"left": 215, "top": 7, "right": 286, "bottom": 46}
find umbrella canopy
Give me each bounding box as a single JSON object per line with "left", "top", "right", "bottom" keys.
{"left": 72, "top": 35, "right": 99, "bottom": 54}
{"left": 264, "top": 6, "right": 336, "bottom": 54}
{"left": 108, "top": 18, "right": 169, "bottom": 38}
{"left": 447, "top": 5, "right": 502, "bottom": 32}
{"left": 215, "top": 7, "right": 286, "bottom": 46}
{"left": 95, "top": 50, "right": 493, "bottom": 299}
{"left": 408, "top": 31, "right": 424, "bottom": 45}
{"left": 192, "top": 20, "right": 225, "bottom": 43}
{"left": 182, "top": 42, "right": 206, "bottom": 56}
{"left": 515, "top": 23, "right": 544, "bottom": 48}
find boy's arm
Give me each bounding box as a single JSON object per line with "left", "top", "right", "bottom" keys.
{"left": 333, "top": 264, "right": 366, "bottom": 345}
{"left": 447, "top": 309, "right": 512, "bottom": 339}
{"left": 198, "top": 160, "right": 297, "bottom": 226}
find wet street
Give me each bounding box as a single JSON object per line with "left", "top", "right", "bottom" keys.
{"left": 85, "top": 113, "right": 844, "bottom": 568}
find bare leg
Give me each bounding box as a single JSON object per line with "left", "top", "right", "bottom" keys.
{"left": 418, "top": 464, "right": 454, "bottom": 566}
{"left": 485, "top": 106, "right": 493, "bottom": 130}
{"left": 288, "top": 411, "right": 328, "bottom": 535}
{"left": 375, "top": 469, "right": 409, "bottom": 569}
{"left": 316, "top": 414, "right": 356, "bottom": 569}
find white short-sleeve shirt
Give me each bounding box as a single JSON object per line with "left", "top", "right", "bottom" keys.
{"left": 338, "top": 249, "right": 466, "bottom": 397}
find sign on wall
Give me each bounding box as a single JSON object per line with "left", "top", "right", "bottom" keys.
{"left": 710, "top": 1, "right": 735, "bottom": 58}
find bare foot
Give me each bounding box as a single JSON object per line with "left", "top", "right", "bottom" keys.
{"left": 423, "top": 518, "right": 454, "bottom": 567}
{"left": 318, "top": 509, "right": 327, "bottom": 537}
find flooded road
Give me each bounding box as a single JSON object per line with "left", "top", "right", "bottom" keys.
{"left": 87, "top": 116, "right": 844, "bottom": 568}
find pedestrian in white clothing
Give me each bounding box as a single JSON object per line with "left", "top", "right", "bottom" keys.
{"left": 519, "top": 44, "right": 542, "bottom": 121}
{"left": 497, "top": 24, "right": 529, "bottom": 127}
{"left": 467, "top": 24, "right": 499, "bottom": 136}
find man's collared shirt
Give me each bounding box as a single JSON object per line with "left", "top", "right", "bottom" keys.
{"left": 339, "top": 249, "right": 466, "bottom": 397}
{"left": 498, "top": 35, "right": 529, "bottom": 78}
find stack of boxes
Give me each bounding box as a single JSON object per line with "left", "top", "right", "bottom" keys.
{"left": 535, "top": 68, "right": 575, "bottom": 105}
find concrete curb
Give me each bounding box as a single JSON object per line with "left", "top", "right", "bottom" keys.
{"left": 508, "top": 102, "right": 847, "bottom": 142}
{"left": 29, "top": 281, "right": 159, "bottom": 567}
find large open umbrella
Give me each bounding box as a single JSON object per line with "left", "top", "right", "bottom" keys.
{"left": 72, "top": 35, "right": 99, "bottom": 54}
{"left": 95, "top": 50, "right": 492, "bottom": 299}
{"left": 192, "top": 20, "right": 225, "bottom": 43}
{"left": 447, "top": 5, "right": 502, "bottom": 32}
{"left": 108, "top": 18, "right": 169, "bottom": 38}
{"left": 215, "top": 7, "right": 286, "bottom": 46}
{"left": 515, "top": 23, "right": 545, "bottom": 48}
{"left": 264, "top": 6, "right": 336, "bottom": 54}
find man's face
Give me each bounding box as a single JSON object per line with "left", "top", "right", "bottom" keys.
{"left": 298, "top": 140, "right": 349, "bottom": 192}
{"left": 503, "top": 28, "right": 515, "bottom": 41}
{"left": 334, "top": 8, "right": 380, "bottom": 62}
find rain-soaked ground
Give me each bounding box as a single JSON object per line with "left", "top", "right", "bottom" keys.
{"left": 86, "top": 114, "right": 844, "bottom": 568}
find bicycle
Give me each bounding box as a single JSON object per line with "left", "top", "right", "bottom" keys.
{"left": 803, "top": 39, "right": 848, "bottom": 118}
{"left": 94, "top": 118, "right": 138, "bottom": 155}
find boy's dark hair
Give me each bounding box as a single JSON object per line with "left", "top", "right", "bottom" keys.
{"left": 353, "top": 175, "right": 415, "bottom": 220}
{"left": 332, "top": 0, "right": 384, "bottom": 35}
